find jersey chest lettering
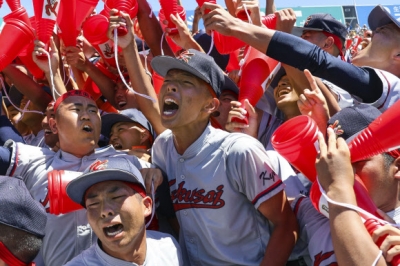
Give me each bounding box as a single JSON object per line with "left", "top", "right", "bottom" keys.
{"left": 169, "top": 180, "right": 225, "bottom": 211}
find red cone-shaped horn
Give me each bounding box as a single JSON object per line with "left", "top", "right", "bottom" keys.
{"left": 349, "top": 99, "right": 400, "bottom": 162}
{"left": 159, "top": 0, "right": 178, "bottom": 34}
{"left": 76, "top": 0, "right": 99, "bottom": 31}
{"left": 271, "top": 115, "right": 319, "bottom": 182}
{"left": 0, "top": 19, "right": 35, "bottom": 71}
{"left": 82, "top": 14, "right": 118, "bottom": 67}
{"left": 33, "top": 0, "right": 60, "bottom": 47}
{"left": 57, "top": 0, "right": 77, "bottom": 47}
{"left": 5, "top": 0, "right": 20, "bottom": 11}
{"left": 48, "top": 170, "right": 83, "bottom": 215}
{"left": 232, "top": 48, "right": 279, "bottom": 124}
{"left": 213, "top": 31, "right": 246, "bottom": 55}
{"left": 105, "top": 0, "right": 138, "bottom": 36}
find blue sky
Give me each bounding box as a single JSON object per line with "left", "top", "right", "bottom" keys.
{"left": 1, "top": 0, "right": 399, "bottom": 17}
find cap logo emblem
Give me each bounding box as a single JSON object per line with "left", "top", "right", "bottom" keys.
{"left": 304, "top": 16, "right": 312, "bottom": 26}
{"left": 177, "top": 50, "right": 195, "bottom": 63}
{"left": 89, "top": 160, "right": 109, "bottom": 172}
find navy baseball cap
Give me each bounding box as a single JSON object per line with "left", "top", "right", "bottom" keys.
{"left": 269, "top": 67, "right": 287, "bottom": 90}
{"left": 101, "top": 108, "right": 154, "bottom": 139}
{"left": 368, "top": 5, "right": 400, "bottom": 31}
{"left": 293, "top": 14, "right": 347, "bottom": 43}
{"left": 328, "top": 103, "right": 381, "bottom": 142}
{"left": 151, "top": 49, "right": 225, "bottom": 97}
{"left": 66, "top": 157, "right": 146, "bottom": 206}
{"left": 0, "top": 176, "right": 47, "bottom": 238}
{"left": 222, "top": 75, "right": 239, "bottom": 95}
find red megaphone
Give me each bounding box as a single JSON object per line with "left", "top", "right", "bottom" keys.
{"left": 232, "top": 47, "right": 279, "bottom": 124}
{"left": 271, "top": 115, "right": 320, "bottom": 182}
{"left": 261, "top": 14, "right": 277, "bottom": 29}
{"left": 57, "top": 0, "right": 78, "bottom": 47}
{"left": 152, "top": 72, "right": 164, "bottom": 95}
{"left": 226, "top": 49, "right": 240, "bottom": 73}
{"left": 6, "top": 0, "right": 20, "bottom": 11}
{"left": 76, "top": 0, "right": 99, "bottom": 31}
{"left": 349, "top": 99, "right": 400, "bottom": 162}
{"left": 47, "top": 170, "right": 84, "bottom": 215}
{"left": 158, "top": 6, "right": 187, "bottom": 53}
{"left": 0, "top": 19, "right": 35, "bottom": 71}
{"left": 82, "top": 14, "right": 118, "bottom": 67}
{"left": 196, "top": 0, "right": 216, "bottom": 14}
{"left": 3, "top": 6, "right": 31, "bottom": 26}
{"left": 33, "top": 0, "right": 60, "bottom": 57}
{"left": 19, "top": 42, "right": 45, "bottom": 80}
{"left": 310, "top": 175, "right": 383, "bottom": 219}
{"left": 364, "top": 219, "right": 400, "bottom": 265}
{"left": 213, "top": 31, "right": 246, "bottom": 55}
{"left": 105, "top": 0, "right": 138, "bottom": 36}
{"left": 159, "top": 0, "right": 178, "bottom": 34}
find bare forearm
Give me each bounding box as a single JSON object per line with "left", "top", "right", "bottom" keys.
{"left": 266, "top": 0, "right": 276, "bottom": 15}
{"left": 3, "top": 65, "right": 52, "bottom": 110}
{"left": 261, "top": 218, "right": 298, "bottom": 265}
{"left": 123, "top": 42, "right": 166, "bottom": 135}
{"left": 83, "top": 60, "right": 117, "bottom": 106}
{"left": 327, "top": 186, "right": 386, "bottom": 266}
{"left": 137, "top": 0, "right": 174, "bottom": 57}
{"left": 70, "top": 66, "right": 88, "bottom": 90}
{"left": 45, "top": 71, "right": 67, "bottom": 99}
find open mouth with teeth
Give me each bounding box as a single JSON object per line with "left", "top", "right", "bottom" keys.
{"left": 82, "top": 125, "right": 93, "bottom": 133}
{"left": 163, "top": 98, "right": 179, "bottom": 116}
{"left": 276, "top": 88, "right": 291, "bottom": 98}
{"left": 44, "top": 129, "right": 53, "bottom": 136}
{"left": 118, "top": 101, "right": 127, "bottom": 108}
{"left": 112, "top": 142, "right": 123, "bottom": 150}
{"left": 103, "top": 224, "right": 124, "bottom": 237}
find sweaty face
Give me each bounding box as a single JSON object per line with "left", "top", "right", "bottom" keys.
{"left": 85, "top": 181, "right": 151, "bottom": 259}
{"left": 159, "top": 69, "right": 214, "bottom": 131}
{"left": 114, "top": 82, "right": 129, "bottom": 109}
{"left": 301, "top": 30, "right": 328, "bottom": 49}
{"left": 273, "top": 75, "right": 299, "bottom": 109}
{"left": 53, "top": 96, "right": 101, "bottom": 156}
{"left": 215, "top": 91, "right": 238, "bottom": 129}
{"left": 109, "top": 121, "right": 146, "bottom": 150}
{"left": 352, "top": 23, "right": 400, "bottom": 67}
{"left": 352, "top": 154, "right": 397, "bottom": 211}
{"left": 42, "top": 104, "right": 59, "bottom": 148}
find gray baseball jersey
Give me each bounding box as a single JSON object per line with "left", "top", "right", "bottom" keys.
{"left": 369, "top": 68, "right": 400, "bottom": 112}
{"left": 4, "top": 140, "right": 151, "bottom": 266}
{"left": 152, "top": 124, "right": 286, "bottom": 265}
{"left": 64, "top": 230, "right": 183, "bottom": 266}
{"left": 293, "top": 196, "right": 400, "bottom": 266}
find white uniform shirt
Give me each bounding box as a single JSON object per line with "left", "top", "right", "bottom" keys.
{"left": 4, "top": 141, "right": 151, "bottom": 266}
{"left": 152, "top": 124, "right": 286, "bottom": 265}
{"left": 65, "top": 231, "right": 183, "bottom": 266}
{"left": 293, "top": 196, "right": 400, "bottom": 266}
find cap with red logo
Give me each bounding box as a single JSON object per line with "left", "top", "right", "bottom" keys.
{"left": 66, "top": 157, "right": 146, "bottom": 206}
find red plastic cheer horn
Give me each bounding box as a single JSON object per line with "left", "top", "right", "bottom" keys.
{"left": 213, "top": 31, "right": 246, "bottom": 55}
{"left": 3, "top": 6, "right": 31, "bottom": 26}
{"left": 57, "top": 0, "right": 78, "bottom": 47}
{"left": 196, "top": 0, "right": 216, "bottom": 14}
{"left": 159, "top": 0, "right": 178, "bottom": 34}
{"left": 349, "top": 99, "right": 400, "bottom": 163}
{"left": 271, "top": 115, "right": 320, "bottom": 182}
{"left": 47, "top": 170, "right": 84, "bottom": 215}
{"left": 310, "top": 175, "right": 383, "bottom": 220}
{"left": 19, "top": 43, "right": 45, "bottom": 80}
{"left": 6, "top": 0, "right": 20, "bottom": 11}
{"left": 82, "top": 14, "right": 118, "bottom": 67}
{"left": 232, "top": 48, "right": 279, "bottom": 124}
{"left": 158, "top": 6, "right": 187, "bottom": 53}
{"left": 76, "top": 0, "right": 99, "bottom": 31}
{"left": 0, "top": 19, "right": 35, "bottom": 71}
{"left": 261, "top": 14, "right": 277, "bottom": 29}
{"left": 33, "top": 0, "right": 60, "bottom": 58}
{"left": 364, "top": 219, "right": 400, "bottom": 266}
{"left": 105, "top": 0, "right": 138, "bottom": 36}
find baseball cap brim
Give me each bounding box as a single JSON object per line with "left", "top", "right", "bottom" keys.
{"left": 151, "top": 55, "right": 214, "bottom": 92}
{"left": 270, "top": 67, "right": 287, "bottom": 89}
{"left": 292, "top": 26, "right": 323, "bottom": 37}
{"left": 222, "top": 75, "right": 239, "bottom": 95}
{"left": 101, "top": 113, "right": 145, "bottom": 137}
{"left": 368, "top": 5, "right": 400, "bottom": 31}
{"left": 66, "top": 169, "right": 145, "bottom": 206}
